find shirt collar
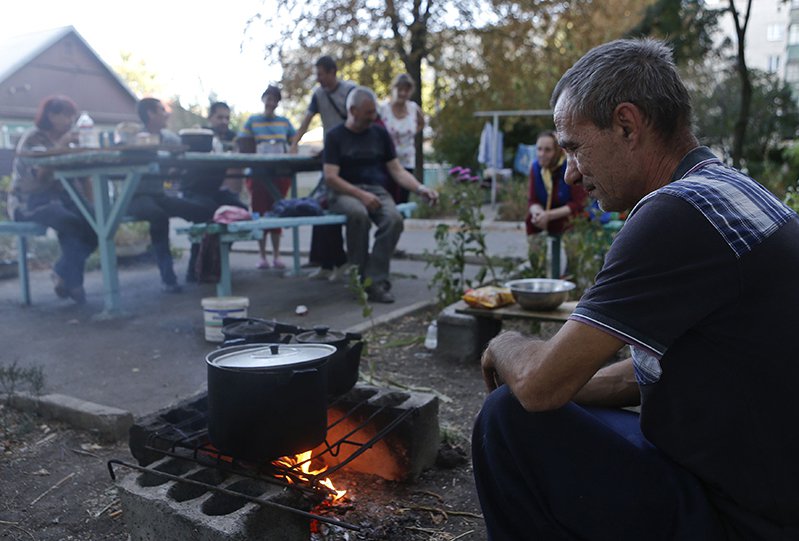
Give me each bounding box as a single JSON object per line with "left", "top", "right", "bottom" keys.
{"left": 671, "top": 146, "right": 719, "bottom": 181}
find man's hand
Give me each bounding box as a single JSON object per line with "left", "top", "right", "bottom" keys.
{"left": 417, "top": 185, "right": 439, "bottom": 206}
{"left": 288, "top": 142, "right": 299, "bottom": 155}
{"left": 358, "top": 189, "right": 382, "bottom": 211}
{"left": 480, "top": 331, "right": 526, "bottom": 392}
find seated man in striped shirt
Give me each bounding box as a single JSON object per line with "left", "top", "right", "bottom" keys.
{"left": 473, "top": 38, "right": 799, "bottom": 540}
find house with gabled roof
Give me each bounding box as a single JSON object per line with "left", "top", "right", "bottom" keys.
{"left": 0, "top": 26, "right": 140, "bottom": 173}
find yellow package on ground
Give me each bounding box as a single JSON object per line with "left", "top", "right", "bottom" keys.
{"left": 463, "top": 286, "right": 515, "bottom": 309}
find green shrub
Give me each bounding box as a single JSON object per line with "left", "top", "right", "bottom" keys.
{"left": 496, "top": 175, "right": 529, "bottom": 222}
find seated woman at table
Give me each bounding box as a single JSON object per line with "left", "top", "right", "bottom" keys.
{"left": 7, "top": 95, "right": 97, "bottom": 304}
{"left": 238, "top": 85, "right": 297, "bottom": 270}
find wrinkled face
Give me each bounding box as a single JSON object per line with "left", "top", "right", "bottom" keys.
{"left": 48, "top": 110, "right": 77, "bottom": 136}
{"left": 535, "top": 134, "right": 559, "bottom": 170}
{"left": 554, "top": 93, "right": 633, "bottom": 212}
{"left": 350, "top": 97, "right": 377, "bottom": 131}
{"left": 149, "top": 102, "right": 169, "bottom": 131}
{"left": 208, "top": 107, "right": 230, "bottom": 134}
{"left": 316, "top": 67, "right": 337, "bottom": 90}
{"left": 262, "top": 94, "right": 279, "bottom": 115}
{"left": 393, "top": 83, "right": 413, "bottom": 104}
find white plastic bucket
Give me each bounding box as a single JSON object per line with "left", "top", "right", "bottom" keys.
{"left": 201, "top": 296, "right": 249, "bottom": 343}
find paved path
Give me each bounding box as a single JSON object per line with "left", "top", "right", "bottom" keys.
{"left": 0, "top": 208, "right": 527, "bottom": 419}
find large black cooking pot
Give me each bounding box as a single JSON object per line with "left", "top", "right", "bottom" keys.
{"left": 220, "top": 318, "right": 298, "bottom": 347}
{"left": 206, "top": 343, "right": 336, "bottom": 461}
{"left": 294, "top": 326, "right": 363, "bottom": 398}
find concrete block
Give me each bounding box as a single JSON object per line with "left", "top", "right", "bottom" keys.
{"left": 4, "top": 392, "right": 133, "bottom": 442}
{"left": 116, "top": 457, "right": 309, "bottom": 541}
{"left": 322, "top": 384, "right": 439, "bottom": 481}
{"left": 436, "top": 304, "right": 501, "bottom": 363}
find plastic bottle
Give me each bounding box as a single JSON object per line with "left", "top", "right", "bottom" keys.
{"left": 424, "top": 320, "right": 438, "bottom": 350}
{"left": 76, "top": 111, "right": 99, "bottom": 148}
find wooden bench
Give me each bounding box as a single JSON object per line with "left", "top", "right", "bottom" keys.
{"left": 0, "top": 221, "right": 49, "bottom": 305}
{"left": 176, "top": 201, "right": 418, "bottom": 297}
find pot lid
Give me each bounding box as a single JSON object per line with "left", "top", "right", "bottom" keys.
{"left": 208, "top": 343, "right": 336, "bottom": 369}
{"left": 295, "top": 326, "right": 347, "bottom": 344}
{"left": 222, "top": 319, "right": 278, "bottom": 337}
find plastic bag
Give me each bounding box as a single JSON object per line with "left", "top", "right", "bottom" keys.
{"left": 462, "top": 286, "right": 515, "bottom": 309}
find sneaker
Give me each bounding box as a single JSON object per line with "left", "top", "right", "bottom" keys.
{"left": 308, "top": 267, "right": 333, "bottom": 280}
{"left": 366, "top": 281, "right": 395, "bottom": 303}
{"left": 329, "top": 263, "right": 356, "bottom": 283}
{"left": 257, "top": 259, "right": 271, "bottom": 269}
{"left": 162, "top": 283, "right": 183, "bottom": 294}
{"left": 272, "top": 259, "right": 286, "bottom": 270}
{"left": 51, "top": 272, "right": 68, "bottom": 299}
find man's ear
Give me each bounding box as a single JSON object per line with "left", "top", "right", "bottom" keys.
{"left": 613, "top": 102, "right": 643, "bottom": 145}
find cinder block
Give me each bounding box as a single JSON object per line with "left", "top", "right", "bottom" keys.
{"left": 116, "top": 457, "right": 310, "bottom": 541}
{"left": 436, "top": 304, "right": 501, "bottom": 363}
{"left": 321, "top": 384, "right": 439, "bottom": 481}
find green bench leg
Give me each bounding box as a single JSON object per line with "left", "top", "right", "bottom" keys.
{"left": 17, "top": 235, "right": 31, "bottom": 305}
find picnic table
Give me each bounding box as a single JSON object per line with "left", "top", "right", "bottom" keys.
{"left": 21, "top": 146, "right": 321, "bottom": 317}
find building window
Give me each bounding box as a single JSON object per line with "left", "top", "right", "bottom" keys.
{"left": 790, "top": 24, "right": 799, "bottom": 45}
{"left": 768, "top": 55, "right": 782, "bottom": 73}
{"left": 767, "top": 24, "right": 784, "bottom": 42}
{"left": 786, "top": 63, "right": 799, "bottom": 83}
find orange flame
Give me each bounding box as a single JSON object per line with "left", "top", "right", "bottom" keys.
{"left": 272, "top": 450, "right": 347, "bottom": 502}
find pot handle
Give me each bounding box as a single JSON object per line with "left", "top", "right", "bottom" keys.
{"left": 345, "top": 332, "right": 362, "bottom": 341}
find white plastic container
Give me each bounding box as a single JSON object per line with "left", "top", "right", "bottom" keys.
{"left": 76, "top": 111, "right": 99, "bottom": 148}
{"left": 201, "top": 296, "right": 249, "bottom": 343}
{"left": 424, "top": 320, "right": 438, "bottom": 350}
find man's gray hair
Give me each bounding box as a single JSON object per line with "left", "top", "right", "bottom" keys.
{"left": 551, "top": 38, "right": 692, "bottom": 141}
{"left": 346, "top": 86, "right": 377, "bottom": 112}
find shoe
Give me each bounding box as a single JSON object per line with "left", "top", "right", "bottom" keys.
{"left": 309, "top": 267, "right": 333, "bottom": 280}
{"left": 51, "top": 272, "right": 68, "bottom": 299}
{"left": 329, "top": 263, "right": 356, "bottom": 283}
{"left": 257, "top": 259, "right": 271, "bottom": 269}
{"left": 272, "top": 259, "right": 286, "bottom": 270}
{"left": 162, "top": 283, "right": 183, "bottom": 294}
{"left": 68, "top": 286, "right": 86, "bottom": 304}
{"left": 366, "top": 281, "right": 395, "bottom": 303}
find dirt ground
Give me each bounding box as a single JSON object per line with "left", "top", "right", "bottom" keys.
{"left": 0, "top": 306, "right": 542, "bottom": 541}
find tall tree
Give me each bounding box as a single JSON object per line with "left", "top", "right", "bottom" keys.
{"left": 727, "top": 0, "right": 753, "bottom": 169}
{"left": 250, "top": 0, "right": 478, "bottom": 175}
{"left": 626, "top": 0, "right": 721, "bottom": 64}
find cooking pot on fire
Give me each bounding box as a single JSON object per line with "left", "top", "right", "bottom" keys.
{"left": 294, "top": 326, "right": 363, "bottom": 398}
{"left": 206, "top": 343, "right": 336, "bottom": 461}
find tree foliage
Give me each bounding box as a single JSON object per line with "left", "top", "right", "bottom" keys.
{"left": 430, "top": 0, "right": 652, "bottom": 167}
{"left": 625, "top": 0, "right": 722, "bottom": 64}
{"left": 113, "top": 52, "right": 162, "bottom": 98}
{"left": 694, "top": 68, "right": 799, "bottom": 169}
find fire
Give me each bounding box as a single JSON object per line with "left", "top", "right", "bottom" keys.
{"left": 272, "top": 450, "right": 347, "bottom": 502}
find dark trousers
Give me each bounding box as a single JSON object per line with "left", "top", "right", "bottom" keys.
{"left": 309, "top": 225, "right": 347, "bottom": 270}
{"left": 128, "top": 193, "right": 208, "bottom": 285}
{"left": 181, "top": 190, "right": 246, "bottom": 280}
{"left": 472, "top": 386, "right": 725, "bottom": 541}
{"left": 17, "top": 193, "right": 97, "bottom": 289}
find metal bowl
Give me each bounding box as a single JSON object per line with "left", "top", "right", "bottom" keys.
{"left": 505, "top": 278, "right": 576, "bottom": 311}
